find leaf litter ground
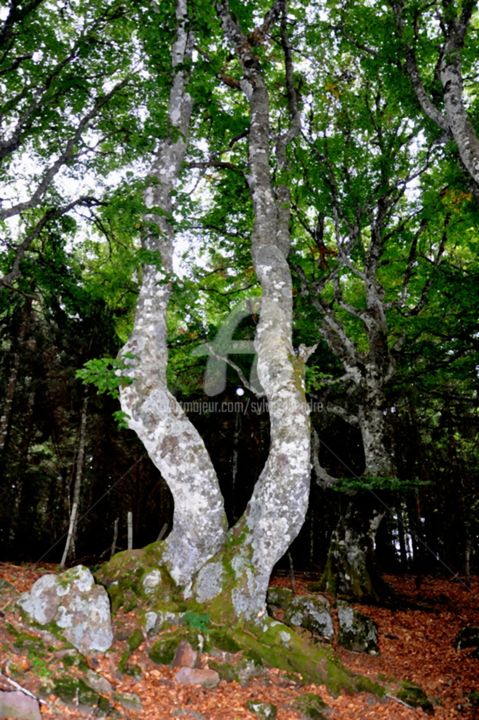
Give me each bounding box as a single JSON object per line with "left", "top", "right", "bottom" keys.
{"left": 0, "top": 564, "right": 477, "bottom": 719}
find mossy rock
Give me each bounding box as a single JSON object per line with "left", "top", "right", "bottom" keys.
{"left": 337, "top": 605, "right": 379, "bottom": 655}
{"left": 208, "top": 629, "right": 241, "bottom": 653}
{"left": 209, "top": 656, "right": 264, "bottom": 686}
{"left": 113, "top": 691, "right": 142, "bottom": 711}
{"left": 246, "top": 700, "right": 277, "bottom": 718}
{"left": 284, "top": 596, "right": 334, "bottom": 642}
{"left": 292, "top": 692, "right": 329, "bottom": 719}
{"left": 48, "top": 675, "right": 115, "bottom": 714}
{"left": 149, "top": 638, "right": 179, "bottom": 666}
{"left": 397, "top": 681, "right": 434, "bottom": 713}
{"left": 266, "top": 586, "right": 293, "bottom": 608}
{"left": 95, "top": 544, "right": 179, "bottom": 612}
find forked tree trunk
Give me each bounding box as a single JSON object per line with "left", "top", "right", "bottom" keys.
{"left": 118, "top": 0, "right": 312, "bottom": 621}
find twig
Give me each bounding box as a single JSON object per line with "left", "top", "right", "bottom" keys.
{"left": 0, "top": 671, "right": 50, "bottom": 707}
{"left": 385, "top": 693, "right": 415, "bottom": 710}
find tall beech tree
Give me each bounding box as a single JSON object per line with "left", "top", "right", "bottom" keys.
{"left": 119, "top": 0, "right": 313, "bottom": 620}
{"left": 288, "top": 9, "right": 464, "bottom": 598}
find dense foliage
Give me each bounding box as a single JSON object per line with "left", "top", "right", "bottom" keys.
{"left": 0, "top": 0, "right": 477, "bottom": 583}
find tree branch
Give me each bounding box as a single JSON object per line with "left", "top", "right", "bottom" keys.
{"left": 0, "top": 79, "right": 129, "bottom": 220}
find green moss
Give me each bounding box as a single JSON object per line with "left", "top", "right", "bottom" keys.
{"left": 8, "top": 626, "right": 46, "bottom": 653}
{"left": 96, "top": 546, "right": 182, "bottom": 613}
{"left": 51, "top": 675, "right": 114, "bottom": 713}
{"left": 292, "top": 693, "right": 328, "bottom": 719}
{"left": 397, "top": 681, "right": 434, "bottom": 713}
{"left": 207, "top": 629, "right": 241, "bottom": 653}
{"left": 228, "top": 619, "right": 383, "bottom": 696}
{"left": 149, "top": 637, "right": 180, "bottom": 665}
{"left": 127, "top": 628, "right": 144, "bottom": 652}
{"left": 182, "top": 610, "right": 210, "bottom": 632}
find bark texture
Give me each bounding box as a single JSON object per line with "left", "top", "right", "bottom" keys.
{"left": 119, "top": 0, "right": 227, "bottom": 587}
{"left": 120, "top": 0, "right": 312, "bottom": 620}
{"left": 200, "top": 0, "right": 312, "bottom": 620}
{"left": 392, "top": 0, "right": 479, "bottom": 186}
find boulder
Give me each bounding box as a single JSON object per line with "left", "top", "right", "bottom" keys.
{"left": 0, "top": 691, "right": 42, "bottom": 720}
{"left": 174, "top": 667, "right": 220, "bottom": 689}
{"left": 17, "top": 565, "right": 113, "bottom": 655}
{"left": 283, "top": 596, "right": 334, "bottom": 642}
{"left": 337, "top": 604, "right": 378, "bottom": 654}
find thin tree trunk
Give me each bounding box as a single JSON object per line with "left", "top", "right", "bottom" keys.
{"left": 110, "top": 517, "right": 119, "bottom": 558}
{"left": 0, "top": 305, "right": 30, "bottom": 457}
{"left": 127, "top": 511, "right": 133, "bottom": 550}
{"left": 190, "top": 0, "right": 312, "bottom": 620}
{"left": 60, "top": 395, "right": 88, "bottom": 568}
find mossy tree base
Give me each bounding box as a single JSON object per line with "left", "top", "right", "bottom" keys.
{"left": 95, "top": 545, "right": 383, "bottom": 697}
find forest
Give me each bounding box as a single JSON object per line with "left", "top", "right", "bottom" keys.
{"left": 0, "top": 0, "right": 478, "bottom": 718}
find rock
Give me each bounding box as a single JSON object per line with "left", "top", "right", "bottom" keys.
{"left": 283, "top": 596, "right": 334, "bottom": 642}
{"left": 210, "top": 656, "right": 264, "bottom": 686}
{"left": 0, "top": 691, "right": 42, "bottom": 720}
{"left": 113, "top": 691, "right": 142, "bottom": 710}
{"left": 85, "top": 669, "right": 113, "bottom": 696}
{"left": 172, "top": 640, "right": 198, "bottom": 668}
{"left": 172, "top": 710, "right": 207, "bottom": 719}
{"left": 17, "top": 565, "right": 113, "bottom": 655}
{"left": 246, "top": 700, "right": 277, "bottom": 718}
{"left": 337, "top": 604, "right": 378, "bottom": 654}
{"left": 49, "top": 675, "right": 114, "bottom": 714}
{"left": 174, "top": 667, "right": 220, "bottom": 689}
{"left": 454, "top": 626, "right": 479, "bottom": 650}
{"left": 266, "top": 586, "right": 293, "bottom": 608}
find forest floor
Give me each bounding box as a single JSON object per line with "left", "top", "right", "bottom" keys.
{"left": 0, "top": 564, "right": 477, "bottom": 720}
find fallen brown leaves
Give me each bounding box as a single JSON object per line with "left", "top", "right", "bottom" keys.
{"left": 0, "top": 563, "right": 477, "bottom": 720}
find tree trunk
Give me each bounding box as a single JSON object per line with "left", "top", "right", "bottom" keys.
{"left": 115, "top": 0, "right": 312, "bottom": 623}
{"left": 0, "top": 304, "right": 30, "bottom": 458}
{"left": 61, "top": 394, "right": 88, "bottom": 568}
{"left": 322, "top": 497, "right": 386, "bottom": 602}
{"left": 119, "top": 0, "right": 227, "bottom": 588}
{"left": 190, "top": 0, "right": 311, "bottom": 621}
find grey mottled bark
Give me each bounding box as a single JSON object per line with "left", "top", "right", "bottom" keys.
{"left": 209, "top": 0, "right": 312, "bottom": 620}
{"left": 119, "top": 0, "right": 227, "bottom": 588}
{"left": 392, "top": 0, "right": 479, "bottom": 186}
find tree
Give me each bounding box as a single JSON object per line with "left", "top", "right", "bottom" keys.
{"left": 117, "top": 0, "right": 313, "bottom": 620}
{"left": 285, "top": 3, "right": 473, "bottom": 598}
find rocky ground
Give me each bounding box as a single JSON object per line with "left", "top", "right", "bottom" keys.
{"left": 0, "top": 563, "right": 477, "bottom": 719}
